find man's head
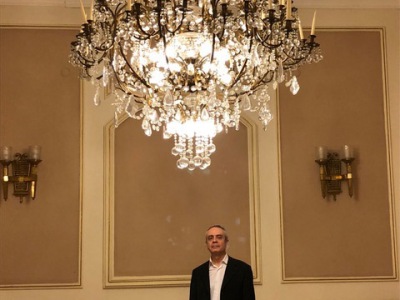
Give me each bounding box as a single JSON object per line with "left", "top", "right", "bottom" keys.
{"left": 205, "top": 225, "right": 229, "bottom": 256}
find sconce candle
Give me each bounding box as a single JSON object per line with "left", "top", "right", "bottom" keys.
{"left": 343, "top": 145, "right": 352, "bottom": 160}
{"left": 0, "top": 146, "right": 13, "bottom": 161}
{"left": 316, "top": 146, "right": 326, "bottom": 160}
{"left": 29, "top": 145, "right": 42, "bottom": 161}
{"left": 311, "top": 10, "right": 317, "bottom": 35}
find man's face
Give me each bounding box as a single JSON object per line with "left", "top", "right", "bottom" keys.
{"left": 206, "top": 227, "right": 228, "bottom": 255}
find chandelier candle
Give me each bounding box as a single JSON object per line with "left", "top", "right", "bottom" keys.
{"left": 70, "top": 0, "right": 322, "bottom": 170}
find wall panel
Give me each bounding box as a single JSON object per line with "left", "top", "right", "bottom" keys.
{"left": 279, "top": 29, "right": 396, "bottom": 281}
{"left": 0, "top": 27, "right": 81, "bottom": 288}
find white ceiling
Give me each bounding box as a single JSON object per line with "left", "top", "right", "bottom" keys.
{"left": 0, "top": 0, "right": 399, "bottom": 9}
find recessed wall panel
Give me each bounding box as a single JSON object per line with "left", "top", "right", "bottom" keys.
{"left": 0, "top": 28, "right": 81, "bottom": 288}
{"left": 279, "top": 29, "right": 396, "bottom": 281}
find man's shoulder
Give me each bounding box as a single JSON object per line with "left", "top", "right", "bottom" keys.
{"left": 192, "top": 260, "right": 209, "bottom": 272}
{"left": 227, "top": 256, "right": 252, "bottom": 268}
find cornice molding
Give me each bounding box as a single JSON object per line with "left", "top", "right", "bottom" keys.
{"left": 0, "top": 0, "right": 399, "bottom": 9}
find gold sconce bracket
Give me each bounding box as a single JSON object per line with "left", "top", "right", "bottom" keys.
{"left": 315, "top": 147, "right": 355, "bottom": 200}
{"left": 0, "top": 146, "right": 42, "bottom": 203}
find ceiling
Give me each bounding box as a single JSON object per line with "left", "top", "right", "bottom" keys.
{"left": 0, "top": 0, "right": 399, "bottom": 9}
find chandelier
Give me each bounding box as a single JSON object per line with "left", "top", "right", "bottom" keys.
{"left": 70, "top": 0, "right": 322, "bottom": 170}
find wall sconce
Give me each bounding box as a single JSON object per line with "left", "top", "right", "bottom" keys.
{"left": 0, "top": 145, "right": 42, "bottom": 202}
{"left": 315, "top": 145, "right": 355, "bottom": 200}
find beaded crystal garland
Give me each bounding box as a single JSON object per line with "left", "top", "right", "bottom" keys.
{"left": 70, "top": 0, "right": 322, "bottom": 170}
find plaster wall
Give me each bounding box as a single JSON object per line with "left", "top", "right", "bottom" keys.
{"left": 0, "top": 4, "right": 398, "bottom": 300}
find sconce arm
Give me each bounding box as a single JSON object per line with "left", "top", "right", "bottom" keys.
{"left": 7, "top": 174, "right": 38, "bottom": 183}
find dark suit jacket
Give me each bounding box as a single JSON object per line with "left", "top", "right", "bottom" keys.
{"left": 189, "top": 256, "right": 255, "bottom": 300}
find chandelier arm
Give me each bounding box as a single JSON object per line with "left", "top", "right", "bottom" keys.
{"left": 255, "top": 10, "right": 282, "bottom": 47}
{"left": 130, "top": 4, "right": 157, "bottom": 39}
{"left": 163, "top": 3, "right": 187, "bottom": 35}
{"left": 208, "top": 0, "right": 219, "bottom": 63}
{"left": 74, "top": 51, "right": 96, "bottom": 68}
{"left": 250, "top": 70, "right": 274, "bottom": 90}
{"left": 255, "top": 29, "right": 283, "bottom": 49}
{"left": 229, "top": 58, "right": 248, "bottom": 88}
{"left": 229, "top": 20, "right": 256, "bottom": 89}
{"left": 85, "top": 3, "right": 123, "bottom": 55}
{"left": 116, "top": 41, "right": 151, "bottom": 88}
{"left": 108, "top": 72, "right": 145, "bottom": 108}
{"left": 243, "top": 0, "right": 251, "bottom": 36}
{"left": 157, "top": 7, "right": 171, "bottom": 67}
{"left": 216, "top": 2, "right": 229, "bottom": 41}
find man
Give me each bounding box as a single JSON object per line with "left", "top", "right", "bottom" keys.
{"left": 189, "top": 225, "right": 256, "bottom": 300}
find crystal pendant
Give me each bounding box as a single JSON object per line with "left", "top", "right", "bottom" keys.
{"left": 125, "top": 99, "right": 138, "bottom": 117}
{"left": 164, "top": 90, "right": 174, "bottom": 106}
{"left": 163, "top": 130, "right": 172, "bottom": 139}
{"left": 193, "top": 156, "right": 202, "bottom": 167}
{"left": 200, "top": 107, "right": 210, "bottom": 121}
{"left": 102, "top": 65, "right": 109, "bottom": 87}
{"left": 277, "top": 60, "right": 285, "bottom": 83}
{"left": 174, "top": 109, "right": 183, "bottom": 121}
{"left": 240, "top": 94, "right": 251, "bottom": 111}
{"left": 142, "top": 119, "right": 152, "bottom": 136}
{"left": 94, "top": 86, "right": 101, "bottom": 106}
{"left": 207, "top": 143, "right": 216, "bottom": 153}
{"left": 149, "top": 109, "right": 159, "bottom": 123}
{"left": 144, "top": 126, "right": 152, "bottom": 136}
{"left": 188, "top": 161, "right": 196, "bottom": 171}
{"left": 289, "top": 76, "right": 300, "bottom": 95}
{"left": 177, "top": 157, "right": 189, "bottom": 169}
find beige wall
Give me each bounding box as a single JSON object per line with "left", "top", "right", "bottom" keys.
{"left": 0, "top": 4, "right": 399, "bottom": 300}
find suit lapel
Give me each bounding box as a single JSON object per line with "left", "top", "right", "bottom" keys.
{"left": 201, "top": 261, "right": 211, "bottom": 297}
{"left": 221, "top": 256, "right": 237, "bottom": 290}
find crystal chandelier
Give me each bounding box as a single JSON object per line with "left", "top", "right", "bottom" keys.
{"left": 70, "top": 0, "right": 322, "bottom": 170}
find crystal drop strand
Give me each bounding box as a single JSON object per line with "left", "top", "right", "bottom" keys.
{"left": 277, "top": 59, "right": 285, "bottom": 83}
{"left": 171, "top": 135, "right": 179, "bottom": 155}
{"left": 289, "top": 75, "right": 300, "bottom": 95}
{"left": 94, "top": 84, "right": 101, "bottom": 106}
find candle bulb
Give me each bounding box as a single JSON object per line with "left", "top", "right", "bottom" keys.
{"left": 0, "top": 146, "right": 13, "bottom": 161}
{"left": 29, "top": 145, "right": 42, "bottom": 161}
{"left": 286, "top": 0, "right": 292, "bottom": 19}
{"left": 311, "top": 10, "right": 317, "bottom": 35}
{"left": 127, "top": 0, "right": 132, "bottom": 9}
{"left": 343, "top": 145, "right": 352, "bottom": 160}
{"left": 268, "top": 0, "right": 272, "bottom": 10}
{"left": 89, "top": 0, "right": 94, "bottom": 20}
{"left": 316, "top": 146, "right": 326, "bottom": 160}
{"left": 298, "top": 19, "right": 304, "bottom": 39}
{"left": 79, "top": 0, "right": 87, "bottom": 21}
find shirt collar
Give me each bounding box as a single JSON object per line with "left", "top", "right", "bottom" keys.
{"left": 209, "top": 254, "right": 229, "bottom": 267}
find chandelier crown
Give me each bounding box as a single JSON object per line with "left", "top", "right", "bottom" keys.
{"left": 70, "top": 0, "right": 323, "bottom": 170}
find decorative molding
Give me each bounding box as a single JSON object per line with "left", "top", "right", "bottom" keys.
{"left": 0, "top": 25, "right": 83, "bottom": 289}
{"left": 278, "top": 27, "right": 398, "bottom": 283}
{"left": 0, "top": 0, "right": 399, "bottom": 9}
{"left": 104, "top": 114, "right": 261, "bottom": 288}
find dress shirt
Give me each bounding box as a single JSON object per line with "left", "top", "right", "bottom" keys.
{"left": 209, "top": 254, "right": 229, "bottom": 300}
